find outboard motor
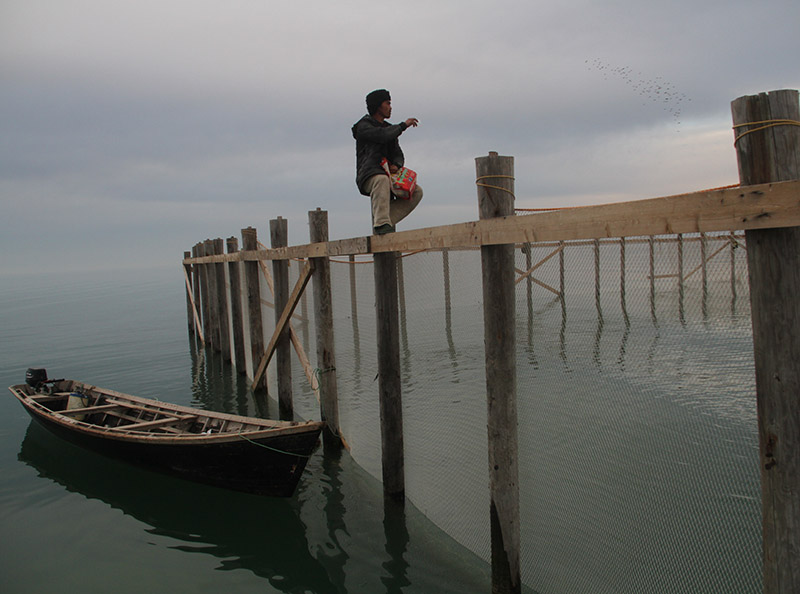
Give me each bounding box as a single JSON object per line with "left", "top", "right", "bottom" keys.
{"left": 26, "top": 367, "right": 48, "bottom": 391}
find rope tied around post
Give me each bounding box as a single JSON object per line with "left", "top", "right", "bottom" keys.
{"left": 733, "top": 119, "right": 800, "bottom": 145}
{"left": 476, "top": 174, "right": 516, "bottom": 198}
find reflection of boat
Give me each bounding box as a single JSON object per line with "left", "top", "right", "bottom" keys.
{"left": 9, "top": 369, "right": 323, "bottom": 496}
{"left": 17, "top": 421, "right": 337, "bottom": 592}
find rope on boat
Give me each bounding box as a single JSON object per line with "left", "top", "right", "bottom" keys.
{"left": 236, "top": 430, "right": 313, "bottom": 457}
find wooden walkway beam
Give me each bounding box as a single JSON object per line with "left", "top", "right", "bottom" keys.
{"left": 184, "top": 180, "right": 800, "bottom": 267}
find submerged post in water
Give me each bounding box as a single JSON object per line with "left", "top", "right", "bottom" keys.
{"left": 732, "top": 88, "right": 800, "bottom": 594}
{"left": 270, "top": 217, "right": 293, "bottom": 419}
{"left": 476, "top": 151, "right": 520, "bottom": 594}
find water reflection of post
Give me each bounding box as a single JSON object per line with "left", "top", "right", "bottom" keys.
{"left": 618, "top": 238, "right": 630, "bottom": 368}
{"left": 382, "top": 495, "right": 410, "bottom": 592}
{"left": 729, "top": 232, "right": 738, "bottom": 315}
{"left": 349, "top": 255, "right": 362, "bottom": 389}
{"left": 559, "top": 241, "right": 567, "bottom": 365}
{"left": 677, "top": 233, "right": 686, "bottom": 326}
{"left": 320, "top": 447, "right": 348, "bottom": 591}
{"left": 620, "top": 237, "right": 629, "bottom": 326}
{"left": 593, "top": 239, "right": 604, "bottom": 367}
{"left": 700, "top": 232, "right": 708, "bottom": 321}
{"left": 189, "top": 331, "right": 204, "bottom": 396}
{"left": 442, "top": 248, "right": 457, "bottom": 366}
{"left": 648, "top": 236, "right": 658, "bottom": 326}
{"left": 522, "top": 243, "right": 533, "bottom": 349}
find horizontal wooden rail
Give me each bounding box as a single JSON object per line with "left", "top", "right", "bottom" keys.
{"left": 183, "top": 180, "right": 799, "bottom": 265}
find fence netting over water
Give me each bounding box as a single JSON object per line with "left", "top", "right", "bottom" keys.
{"left": 265, "top": 232, "right": 761, "bottom": 594}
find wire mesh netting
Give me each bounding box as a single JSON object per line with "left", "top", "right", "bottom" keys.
{"left": 258, "top": 231, "right": 760, "bottom": 593}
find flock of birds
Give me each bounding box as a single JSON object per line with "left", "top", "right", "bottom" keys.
{"left": 585, "top": 58, "right": 690, "bottom": 131}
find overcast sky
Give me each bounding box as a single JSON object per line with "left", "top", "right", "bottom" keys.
{"left": 2, "top": 0, "right": 798, "bottom": 275}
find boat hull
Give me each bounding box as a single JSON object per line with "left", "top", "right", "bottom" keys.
{"left": 10, "top": 381, "right": 323, "bottom": 497}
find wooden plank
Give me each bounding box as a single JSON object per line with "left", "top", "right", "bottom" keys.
{"left": 55, "top": 403, "right": 120, "bottom": 416}
{"left": 109, "top": 414, "right": 197, "bottom": 431}
{"left": 514, "top": 244, "right": 563, "bottom": 286}
{"left": 257, "top": 260, "right": 317, "bottom": 394}
{"left": 252, "top": 259, "right": 315, "bottom": 387}
{"left": 183, "top": 265, "right": 205, "bottom": 344}
{"left": 184, "top": 182, "right": 798, "bottom": 265}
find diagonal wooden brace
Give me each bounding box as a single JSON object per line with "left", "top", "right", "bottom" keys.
{"left": 252, "top": 259, "right": 315, "bottom": 388}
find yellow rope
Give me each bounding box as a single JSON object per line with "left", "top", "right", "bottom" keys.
{"left": 733, "top": 119, "right": 800, "bottom": 145}
{"left": 476, "top": 174, "right": 516, "bottom": 198}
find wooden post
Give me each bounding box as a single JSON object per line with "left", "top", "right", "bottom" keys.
{"left": 183, "top": 251, "right": 194, "bottom": 337}
{"left": 226, "top": 237, "right": 247, "bottom": 373}
{"left": 309, "top": 208, "right": 342, "bottom": 448}
{"left": 476, "top": 151, "right": 520, "bottom": 594}
{"left": 242, "top": 227, "right": 267, "bottom": 391}
{"left": 192, "top": 244, "right": 204, "bottom": 341}
{"left": 270, "top": 217, "right": 293, "bottom": 419}
{"left": 199, "top": 241, "right": 213, "bottom": 346}
{"left": 732, "top": 89, "right": 800, "bottom": 594}
{"left": 213, "top": 238, "right": 231, "bottom": 362}
{"left": 374, "top": 248, "right": 404, "bottom": 501}
{"left": 204, "top": 239, "right": 220, "bottom": 349}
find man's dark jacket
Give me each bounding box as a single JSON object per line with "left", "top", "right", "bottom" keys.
{"left": 352, "top": 115, "right": 409, "bottom": 196}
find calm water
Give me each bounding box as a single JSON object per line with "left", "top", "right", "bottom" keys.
{"left": 1, "top": 237, "right": 762, "bottom": 593}
{"left": 0, "top": 267, "right": 493, "bottom": 594}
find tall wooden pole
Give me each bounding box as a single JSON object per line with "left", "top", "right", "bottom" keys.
{"left": 476, "top": 151, "right": 520, "bottom": 594}
{"left": 270, "top": 217, "right": 293, "bottom": 419}
{"left": 242, "top": 227, "right": 267, "bottom": 391}
{"left": 226, "top": 236, "right": 247, "bottom": 373}
{"left": 204, "top": 238, "right": 219, "bottom": 350}
{"left": 213, "top": 238, "right": 231, "bottom": 362}
{"left": 309, "top": 208, "right": 342, "bottom": 448}
{"left": 192, "top": 244, "right": 203, "bottom": 341}
{"left": 374, "top": 247, "right": 404, "bottom": 501}
{"left": 183, "top": 251, "right": 194, "bottom": 337}
{"left": 199, "top": 240, "right": 212, "bottom": 346}
{"left": 732, "top": 89, "right": 800, "bottom": 594}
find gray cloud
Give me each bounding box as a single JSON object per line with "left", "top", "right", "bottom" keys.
{"left": 1, "top": 0, "right": 798, "bottom": 274}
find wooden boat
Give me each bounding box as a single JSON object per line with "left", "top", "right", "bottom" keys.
{"left": 9, "top": 369, "right": 324, "bottom": 497}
